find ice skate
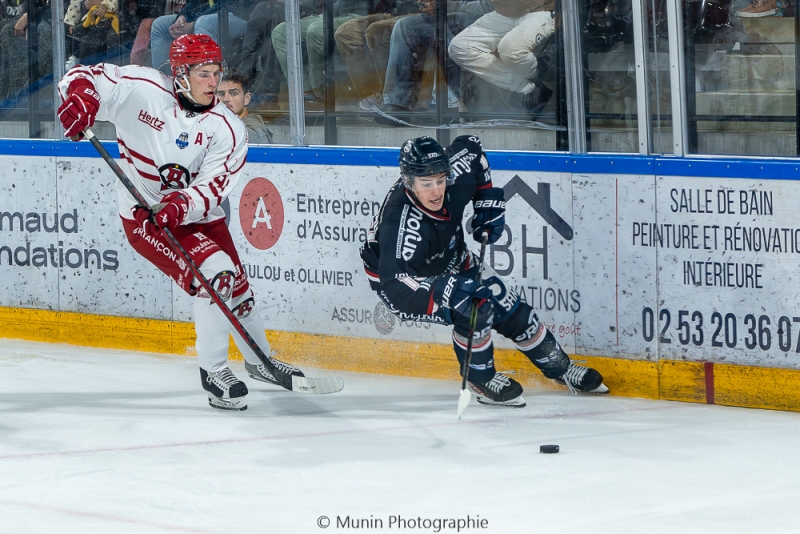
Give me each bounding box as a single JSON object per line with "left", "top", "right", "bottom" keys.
{"left": 468, "top": 373, "right": 526, "bottom": 408}
{"left": 555, "top": 362, "right": 609, "bottom": 394}
{"left": 245, "top": 353, "right": 305, "bottom": 387}
{"left": 200, "top": 367, "right": 248, "bottom": 410}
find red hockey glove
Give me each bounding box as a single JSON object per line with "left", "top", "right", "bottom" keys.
{"left": 58, "top": 79, "right": 100, "bottom": 140}
{"left": 132, "top": 205, "right": 161, "bottom": 239}
{"left": 153, "top": 191, "right": 190, "bottom": 231}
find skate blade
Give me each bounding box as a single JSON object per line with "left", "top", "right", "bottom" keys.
{"left": 588, "top": 383, "right": 609, "bottom": 394}
{"left": 554, "top": 379, "right": 610, "bottom": 395}
{"left": 475, "top": 395, "right": 527, "bottom": 408}
{"left": 247, "top": 370, "right": 279, "bottom": 386}
{"left": 207, "top": 393, "right": 247, "bottom": 411}
{"left": 291, "top": 375, "right": 345, "bottom": 394}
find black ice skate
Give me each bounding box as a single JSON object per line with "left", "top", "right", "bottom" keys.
{"left": 245, "top": 353, "right": 305, "bottom": 387}
{"left": 200, "top": 367, "right": 248, "bottom": 411}
{"left": 468, "top": 373, "right": 526, "bottom": 408}
{"left": 555, "top": 362, "right": 609, "bottom": 395}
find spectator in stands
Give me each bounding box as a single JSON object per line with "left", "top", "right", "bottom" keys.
{"left": 373, "top": 0, "right": 490, "bottom": 124}
{"left": 129, "top": 0, "right": 181, "bottom": 66}
{"left": 217, "top": 70, "right": 275, "bottom": 143}
{"left": 333, "top": 0, "right": 419, "bottom": 107}
{"left": 271, "top": 0, "right": 371, "bottom": 103}
{"left": 234, "top": 0, "right": 312, "bottom": 105}
{"left": 64, "top": 0, "right": 120, "bottom": 69}
{"left": 0, "top": 0, "right": 24, "bottom": 34}
{"left": 0, "top": 0, "right": 51, "bottom": 101}
{"left": 149, "top": 0, "right": 255, "bottom": 74}
{"left": 448, "top": 0, "right": 555, "bottom": 115}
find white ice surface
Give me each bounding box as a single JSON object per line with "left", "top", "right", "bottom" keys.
{"left": 1, "top": 339, "right": 799, "bottom": 534}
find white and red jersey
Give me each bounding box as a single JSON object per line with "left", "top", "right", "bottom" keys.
{"left": 57, "top": 63, "right": 247, "bottom": 225}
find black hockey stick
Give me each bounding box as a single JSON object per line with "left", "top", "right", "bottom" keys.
{"left": 84, "top": 128, "right": 343, "bottom": 394}
{"left": 456, "top": 231, "right": 489, "bottom": 420}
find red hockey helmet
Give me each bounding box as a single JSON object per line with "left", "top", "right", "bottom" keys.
{"left": 169, "top": 34, "right": 224, "bottom": 77}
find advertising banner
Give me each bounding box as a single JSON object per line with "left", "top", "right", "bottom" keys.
{"left": 230, "top": 164, "right": 656, "bottom": 358}
{"left": 1, "top": 153, "right": 798, "bottom": 370}
{"left": 644, "top": 178, "right": 800, "bottom": 368}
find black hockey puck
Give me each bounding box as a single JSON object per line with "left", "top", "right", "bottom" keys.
{"left": 540, "top": 444, "right": 559, "bottom": 454}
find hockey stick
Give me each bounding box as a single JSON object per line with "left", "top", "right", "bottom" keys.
{"left": 456, "top": 231, "right": 489, "bottom": 420}
{"left": 83, "top": 128, "right": 343, "bottom": 394}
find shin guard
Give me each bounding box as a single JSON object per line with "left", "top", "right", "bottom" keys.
{"left": 521, "top": 329, "right": 570, "bottom": 379}
{"left": 494, "top": 303, "right": 570, "bottom": 379}
{"left": 452, "top": 327, "right": 495, "bottom": 384}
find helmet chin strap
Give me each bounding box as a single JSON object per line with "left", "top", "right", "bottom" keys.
{"left": 174, "top": 74, "right": 199, "bottom": 104}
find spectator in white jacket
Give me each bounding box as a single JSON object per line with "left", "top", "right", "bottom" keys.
{"left": 448, "top": 0, "right": 554, "bottom": 97}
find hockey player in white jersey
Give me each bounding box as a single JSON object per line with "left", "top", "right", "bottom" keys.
{"left": 57, "top": 34, "right": 304, "bottom": 411}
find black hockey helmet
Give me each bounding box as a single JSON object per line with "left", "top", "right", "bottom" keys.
{"left": 399, "top": 136, "right": 454, "bottom": 189}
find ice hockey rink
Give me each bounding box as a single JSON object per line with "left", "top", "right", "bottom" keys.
{"left": 1, "top": 338, "right": 798, "bottom": 534}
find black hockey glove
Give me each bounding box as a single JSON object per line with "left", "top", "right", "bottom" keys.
{"left": 472, "top": 187, "right": 505, "bottom": 244}
{"left": 434, "top": 274, "right": 494, "bottom": 322}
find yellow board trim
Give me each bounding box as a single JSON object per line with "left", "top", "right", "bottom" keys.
{"left": 0, "top": 306, "right": 798, "bottom": 411}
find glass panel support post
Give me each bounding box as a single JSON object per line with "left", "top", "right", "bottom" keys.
{"left": 323, "top": 0, "right": 336, "bottom": 145}
{"left": 434, "top": 0, "right": 449, "bottom": 146}
{"left": 285, "top": 0, "right": 307, "bottom": 146}
{"left": 218, "top": 4, "right": 231, "bottom": 57}
{"left": 631, "top": 0, "right": 652, "bottom": 155}
{"left": 666, "top": 0, "right": 688, "bottom": 156}
{"left": 52, "top": 0, "right": 66, "bottom": 140}
{"left": 562, "top": 0, "right": 586, "bottom": 153}
{"left": 795, "top": 0, "right": 800, "bottom": 156}
{"left": 26, "top": 0, "right": 41, "bottom": 138}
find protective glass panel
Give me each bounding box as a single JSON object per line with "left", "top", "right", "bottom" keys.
{"left": 33, "top": 0, "right": 292, "bottom": 143}
{"left": 646, "top": 0, "right": 673, "bottom": 153}
{"left": 66, "top": 0, "right": 165, "bottom": 141}
{"left": 686, "top": 0, "right": 796, "bottom": 156}
{"left": 214, "top": 0, "right": 289, "bottom": 144}
{"left": 0, "top": 0, "right": 55, "bottom": 138}
{"left": 294, "top": 0, "right": 568, "bottom": 149}
{"left": 582, "top": 0, "right": 640, "bottom": 152}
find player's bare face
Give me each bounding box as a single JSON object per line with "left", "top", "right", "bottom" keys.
{"left": 412, "top": 173, "right": 447, "bottom": 211}
{"left": 216, "top": 81, "right": 248, "bottom": 116}
{"left": 188, "top": 65, "right": 222, "bottom": 106}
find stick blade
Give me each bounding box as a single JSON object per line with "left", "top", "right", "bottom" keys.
{"left": 291, "top": 375, "right": 345, "bottom": 395}
{"left": 456, "top": 388, "right": 472, "bottom": 420}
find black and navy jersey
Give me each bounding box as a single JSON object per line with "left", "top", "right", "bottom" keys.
{"left": 359, "top": 135, "right": 492, "bottom": 315}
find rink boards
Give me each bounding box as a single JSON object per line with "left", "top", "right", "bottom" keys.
{"left": 2, "top": 145, "right": 800, "bottom": 410}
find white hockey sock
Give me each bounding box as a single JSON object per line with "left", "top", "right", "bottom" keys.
{"left": 229, "top": 289, "right": 272, "bottom": 367}
{"left": 192, "top": 252, "right": 272, "bottom": 370}
{"left": 193, "top": 251, "right": 236, "bottom": 372}
{"left": 193, "top": 295, "right": 231, "bottom": 372}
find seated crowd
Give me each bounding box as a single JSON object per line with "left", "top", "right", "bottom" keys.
{"left": 0, "top": 0, "right": 560, "bottom": 132}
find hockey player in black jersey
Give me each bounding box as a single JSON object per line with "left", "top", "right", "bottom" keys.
{"left": 359, "top": 135, "right": 608, "bottom": 407}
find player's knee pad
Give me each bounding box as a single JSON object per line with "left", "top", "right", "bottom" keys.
{"left": 523, "top": 329, "right": 570, "bottom": 379}
{"left": 452, "top": 305, "right": 493, "bottom": 342}
{"left": 453, "top": 322, "right": 493, "bottom": 352}
{"left": 493, "top": 303, "right": 544, "bottom": 347}
{"left": 196, "top": 251, "right": 236, "bottom": 303}
{"left": 230, "top": 288, "right": 256, "bottom": 319}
